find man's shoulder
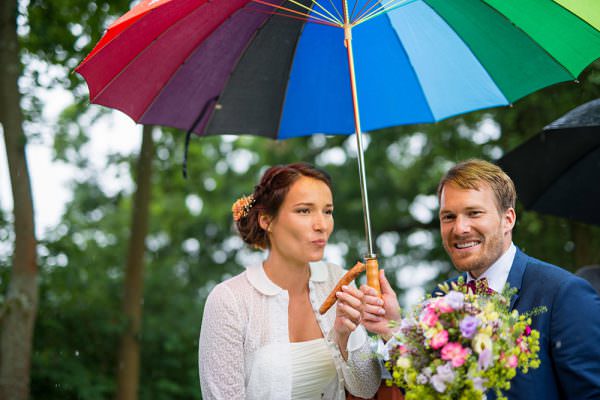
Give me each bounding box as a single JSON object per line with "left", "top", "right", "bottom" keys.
{"left": 520, "top": 252, "right": 599, "bottom": 300}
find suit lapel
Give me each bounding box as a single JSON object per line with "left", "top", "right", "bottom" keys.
{"left": 506, "top": 248, "right": 528, "bottom": 310}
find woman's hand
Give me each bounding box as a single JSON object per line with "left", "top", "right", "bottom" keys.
{"left": 332, "top": 285, "right": 364, "bottom": 360}
{"left": 360, "top": 269, "right": 400, "bottom": 339}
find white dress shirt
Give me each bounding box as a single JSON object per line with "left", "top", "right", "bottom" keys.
{"left": 198, "top": 261, "right": 381, "bottom": 400}
{"left": 467, "top": 242, "right": 516, "bottom": 293}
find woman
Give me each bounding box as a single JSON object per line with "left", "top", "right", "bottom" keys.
{"left": 199, "top": 163, "right": 381, "bottom": 399}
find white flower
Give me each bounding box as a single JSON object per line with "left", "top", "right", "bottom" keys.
{"left": 444, "top": 290, "right": 465, "bottom": 309}
{"left": 472, "top": 376, "right": 487, "bottom": 392}
{"left": 436, "top": 363, "right": 455, "bottom": 382}
{"left": 430, "top": 375, "right": 447, "bottom": 393}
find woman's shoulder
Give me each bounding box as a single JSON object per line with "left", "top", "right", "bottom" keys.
{"left": 206, "top": 270, "right": 251, "bottom": 304}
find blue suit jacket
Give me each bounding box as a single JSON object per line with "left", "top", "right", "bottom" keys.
{"left": 444, "top": 248, "right": 600, "bottom": 399}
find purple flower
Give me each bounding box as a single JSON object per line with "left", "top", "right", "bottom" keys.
{"left": 460, "top": 315, "right": 480, "bottom": 338}
{"left": 444, "top": 290, "right": 465, "bottom": 310}
{"left": 478, "top": 347, "right": 493, "bottom": 371}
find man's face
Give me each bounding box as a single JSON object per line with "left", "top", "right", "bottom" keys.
{"left": 439, "top": 182, "right": 515, "bottom": 278}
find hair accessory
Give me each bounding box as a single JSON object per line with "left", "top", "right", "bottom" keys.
{"left": 232, "top": 195, "right": 255, "bottom": 221}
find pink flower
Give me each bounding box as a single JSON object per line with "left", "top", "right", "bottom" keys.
{"left": 506, "top": 354, "right": 518, "bottom": 368}
{"left": 421, "top": 309, "right": 439, "bottom": 327}
{"left": 517, "top": 337, "right": 529, "bottom": 352}
{"left": 525, "top": 326, "right": 532, "bottom": 336}
{"left": 435, "top": 299, "right": 454, "bottom": 314}
{"left": 441, "top": 342, "right": 469, "bottom": 367}
{"left": 430, "top": 330, "right": 449, "bottom": 350}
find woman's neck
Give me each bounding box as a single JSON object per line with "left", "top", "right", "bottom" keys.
{"left": 263, "top": 251, "right": 310, "bottom": 295}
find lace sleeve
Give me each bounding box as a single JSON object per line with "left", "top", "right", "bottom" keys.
{"left": 321, "top": 263, "right": 381, "bottom": 398}
{"left": 199, "top": 283, "right": 246, "bottom": 400}
{"left": 326, "top": 326, "right": 381, "bottom": 399}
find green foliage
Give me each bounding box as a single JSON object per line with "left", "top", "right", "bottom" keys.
{"left": 3, "top": 0, "right": 599, "bottom": 396}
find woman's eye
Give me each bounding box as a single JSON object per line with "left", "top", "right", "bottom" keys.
{"left": 296, "top": 208, "right": 310, "bottom": 214}
{"left": 324, "top": 209, "right": 333, "bottom": 215}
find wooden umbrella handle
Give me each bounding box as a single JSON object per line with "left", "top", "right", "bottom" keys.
{"left": 319, "top": 262, "right": 366, "bottom": 315}
{"left": 366, "top": 256, "right": 381, "bottom": 297}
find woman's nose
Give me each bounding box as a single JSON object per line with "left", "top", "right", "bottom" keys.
{"left": 313, "top": 214, "right": 325, "bottom": 231}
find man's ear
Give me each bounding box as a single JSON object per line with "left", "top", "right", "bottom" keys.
{"left": 503, "top": 207, "right": 516, "bottom": 232}
{"left": 259, "top": 214, "right": 272, "bottom": 232}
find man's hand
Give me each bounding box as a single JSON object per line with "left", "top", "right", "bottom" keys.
{"left": 360, "top": 269, "right": 400, "bottom": 339}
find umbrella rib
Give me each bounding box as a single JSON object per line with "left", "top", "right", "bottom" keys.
{"left": 351, "top": 0, "right": 380, "bottom": 23}
{"left": 352, "top": 0, "right": 385, "bottom": 24}
{"left": 354, "top": 0, "right": 415, "bottom": 25}
{"left": 247, "top": 7, "right": 340, "bottom": 27}
{"left": 253, "top": 0, "right": 341, "bottom": 25}
{"left": 303, "top": 0, "right": 344, "bottom": 25}
{"left": 323, "top": 0, "right": 344, "bottom": 23}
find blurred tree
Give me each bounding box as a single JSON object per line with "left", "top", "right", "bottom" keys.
{"left": 0, "top": 1, "right": 39, "bottom": 398}
{"left": 0, "top": 0, "right": 131, "bottom": 398}
{"left": 116, "top": 125, "right": 155, "bottom": 400}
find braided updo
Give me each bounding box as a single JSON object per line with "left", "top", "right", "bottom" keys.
{"left": 234, "top": 162, "right": 332, "bottom": 249}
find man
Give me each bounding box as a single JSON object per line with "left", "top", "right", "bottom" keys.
{"left": 362, "top": 159, "right": 600, "bottom": 399}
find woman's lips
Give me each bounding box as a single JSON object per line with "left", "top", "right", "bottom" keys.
{"left": 311, "top": 239, "right": 327, "bottom": 247}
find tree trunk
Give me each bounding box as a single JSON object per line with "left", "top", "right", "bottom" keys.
{"left": 116, "top": 125, "right": 154, "bottom": 400}
{"left": 0, "top": 1, "right": 39, "bottom": 399}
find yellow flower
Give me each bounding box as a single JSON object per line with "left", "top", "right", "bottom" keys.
{"left": 473, "top": 333, "right": 493, "bottom": 354}
{"left": 396, "top": 357, "right": 411, "bottom": 369}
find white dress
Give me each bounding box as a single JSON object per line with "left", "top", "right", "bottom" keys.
{"left": 290, "top": 338, "right": 337, "bottom": 399}
{"left": 198, "top": 261, "right": 381, "bottom": 400}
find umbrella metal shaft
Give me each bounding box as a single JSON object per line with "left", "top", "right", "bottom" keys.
{"left": 342, "top": 1, "right": 375, "bottom": 258}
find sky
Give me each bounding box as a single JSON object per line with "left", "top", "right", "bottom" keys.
{"left": 0, "top": 86, "right": 141, "bottom": 237}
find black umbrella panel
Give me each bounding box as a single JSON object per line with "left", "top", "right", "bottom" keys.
{"left": 497, "top": 99, "right": 600, "bottom": 226}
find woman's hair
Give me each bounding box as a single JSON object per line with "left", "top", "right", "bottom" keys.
{"left": 235, "top": 162, "right": 332, "bottom": 249}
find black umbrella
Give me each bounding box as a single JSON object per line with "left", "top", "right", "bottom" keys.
{"left": 497, "top": 98, "right": 600, "bottom": 226}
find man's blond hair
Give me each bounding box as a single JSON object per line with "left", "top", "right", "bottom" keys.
{"left": 437, "top": 159, "right": 516, "bottom": 212}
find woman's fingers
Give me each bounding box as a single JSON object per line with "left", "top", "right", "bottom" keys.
{"left": 336, "top": 300, "right": 361, "bottom": 323}
{"left": 335, "top": 285, "right": 363, "bottom": 309}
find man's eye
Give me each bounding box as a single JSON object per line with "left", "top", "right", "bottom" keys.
{"left": 441, "top": 215, "right": 455, "bottom": 222}
{"left": 469, "top": 211, "right": 482, "bottom": 217}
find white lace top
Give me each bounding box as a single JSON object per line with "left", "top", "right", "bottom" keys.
{"left": 290, "top": 338, "right": 336, "bottom": 399}
{"left": 198, "top": 261, "right": 381, "bottom": 400}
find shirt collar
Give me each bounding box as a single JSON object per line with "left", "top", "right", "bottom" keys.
{"left": 467, "top": 243, "right": 516, "bottom": 293}
{"left": 246, "top": 261, "right": 328, "bottom": 296}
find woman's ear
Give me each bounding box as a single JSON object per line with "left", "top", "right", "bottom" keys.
{"left": 259, "top": 214, "right": 272, "bottom": 232}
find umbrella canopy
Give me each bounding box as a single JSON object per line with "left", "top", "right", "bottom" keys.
{"left": 497, "top": 98, "right": 600, "bottom": 226}
{"left": 76, "top": 0, "right": 600, "bottom": 138}
{"left": 76, "top": 0, "right": 600, "bottom": 255}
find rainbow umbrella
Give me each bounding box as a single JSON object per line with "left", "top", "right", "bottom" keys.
{"left": 76, "top": 0, "right": 600, "bottom": 258}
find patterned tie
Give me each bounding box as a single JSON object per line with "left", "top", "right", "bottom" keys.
{"left": 465, "top": 277, "right": 495, "bottom": 295}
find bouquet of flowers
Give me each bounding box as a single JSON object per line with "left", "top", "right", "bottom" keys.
{"left": 375, "top": 280, "right": 544, "bottom": 400}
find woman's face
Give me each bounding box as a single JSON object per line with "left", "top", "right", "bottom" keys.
{"left": 264, "top": 176, "right": 334, "bottom": 265}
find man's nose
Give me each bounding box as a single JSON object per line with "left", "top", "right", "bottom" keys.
{"left": 454, "top": 215, "right": 471, "bottom": 233}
